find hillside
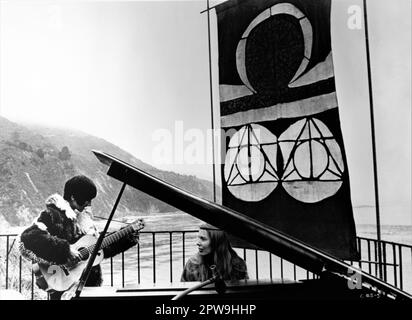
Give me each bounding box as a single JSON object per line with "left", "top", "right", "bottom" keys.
{"left": 0, "top": 116, "right": 217, "bottom": 228}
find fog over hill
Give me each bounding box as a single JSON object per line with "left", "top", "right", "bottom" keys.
{"left": 0, "top": 116, "right": 217, "bottom": 228}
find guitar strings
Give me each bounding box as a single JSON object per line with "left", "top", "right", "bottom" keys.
{"left": 76, "top": 225, "right": 134, "bottom": 260}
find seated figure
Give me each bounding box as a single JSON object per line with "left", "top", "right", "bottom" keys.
{"left": 181, "top": 223, "right": 248, "bottom": 282}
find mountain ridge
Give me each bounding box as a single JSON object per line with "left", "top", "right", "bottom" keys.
{"left": 0, "top": 116, "right": 218, "bottom": 229}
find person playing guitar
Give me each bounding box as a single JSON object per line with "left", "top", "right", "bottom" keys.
{"left": 18, "top": 175, "right": 144, "bottom": 300}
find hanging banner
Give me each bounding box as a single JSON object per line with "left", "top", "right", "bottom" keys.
{"left": 216, "top": 0, "right": 359, "bottom": 260}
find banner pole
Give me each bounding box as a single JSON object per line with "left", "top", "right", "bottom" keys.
{"left": 206, "top": 0, "right": 217, "bottom": 203}
{"left": 363, "top": 0, "right": 383, "bottom": 279}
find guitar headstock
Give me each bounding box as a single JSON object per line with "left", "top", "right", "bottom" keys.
{"left": 131, "top": 218, "right": 145, "bottom": 232}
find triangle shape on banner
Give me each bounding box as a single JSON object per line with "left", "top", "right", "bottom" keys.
{"left": 265, "top": 160, "right": 278, "bottom": 178}
{"left": 283, "top": 170, "right": 301, "bottom": 181}
{"left": 225, "top": 150, "right": 240, "bottom": 183}
{"left": 282, "top": 163, "right": 294, "bottom": 179}
{"left": 279, "top": 141, "right": 295, "bottom": 169}
{"left": 249, "top": 126, "right": 261, "bottom": 146}
{"left": 325, "top": 140, "right": 344, "bottom": 171}
{"left": 229, "top": 172, "right": 246, "bottom": 186}
{"left": 309, "top": 120, "right": 322, "bottom": 139}
{"left": 319, "top": 170, "right": 341, "bottom": 181}
{"left": 328, "top": 156, "right": 343, "bottom": 176}
{"left": 260, "top": 170, "right": 278, "bottom": 182}
{"left": 299, "top": 120, "right": 310, "bottom": 140}
{"left": 226, "top": 163, "right": 237, "bottom": 185}
{"left": 313, "top": 118, "right": 333, "bottom": 138}
{"left": 262, "top": 145, "right": 277, "bottom": 168}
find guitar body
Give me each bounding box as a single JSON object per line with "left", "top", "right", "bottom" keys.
{"left": 34, "top": 235, "right": 104, "bottom": 292}
{"left": 73, "top": 234, "right": 105, "bottom": 266}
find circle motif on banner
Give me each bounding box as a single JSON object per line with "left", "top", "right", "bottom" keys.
{"left": 279, "top": 118, "right": 345, "bottom": 203}
{"left": 224, "top": 124, "right": 278, "bottom": 202}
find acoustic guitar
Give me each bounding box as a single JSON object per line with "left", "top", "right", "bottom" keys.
{"left": 33, "top": 219, "right": 144, "bottom": 292}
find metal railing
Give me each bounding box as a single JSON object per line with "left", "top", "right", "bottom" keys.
{"left": 1, "top": 231, "right": 411, "bottom": 300}
{"left": 349, "top": 237, "right": 412, "bottom": 292}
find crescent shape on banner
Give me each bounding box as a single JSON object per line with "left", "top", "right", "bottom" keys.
{"left": 235, "top": 3, "right": 313, "bottom": 94}
{"left": 288, "top": 52, "right": 335, "bottom": 88}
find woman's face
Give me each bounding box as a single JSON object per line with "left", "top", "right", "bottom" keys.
{"left": 197, "top": 229, "right": 212, "bottom": 256}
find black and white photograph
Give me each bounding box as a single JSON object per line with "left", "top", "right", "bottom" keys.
{"left": 0, "top": 0, "right": 410, "bottom": 308}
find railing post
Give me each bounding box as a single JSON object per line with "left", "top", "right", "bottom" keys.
{"left": 280, "top": 258, "right": 284, "bottom": 279}
{"left": 392, "top": 244, "right": 397, "bottom": 287}
{"left": 382, "top": 242, "right": 387, "bottom": 282}
{"left": 255, "top": 249, "right": 259, "bottom": 280}
{"left": 269, "top": 253, "right": 272, "bottom": 280}
{"left": 169, "top": 232, "right": 173, "bottom": 282}
{"left": 31, "top": 269, "right": 34, "bottom": 300}
{"left": 19, "top": 256, "right": 22, "bottom": 293}
{"left": 152, "top": 233, "right": 156, "bottom": 283}
{"left": 110, "top": 257, "right": 113, "bottom": 286}
{"left": 398, "top": 246, "right": 403, "bottom": 290}
{"left": 137, "top": 240, "right": 140, "bottom": 284}
{"left": 374, "top": 241, "right": 378, "bottom": 276}
{"left": 5, "top": 236, "right": 9, "bottom": 289}
{"left": 122, "top": 252, "right": 125, "bottom": 287}
{"left": 182, "top": 232, "right": 186, "bottom": 270}
{"left": 367, "top": 239, "right": 372, "bottom": 274}
{"left": 358, "top": 238, "right": 362, "bottom": 270}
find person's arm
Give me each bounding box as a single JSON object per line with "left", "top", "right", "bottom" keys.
{"left": 19, "top": 212, "right": 71, "bottom": 265}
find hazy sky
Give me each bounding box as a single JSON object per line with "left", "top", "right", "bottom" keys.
{"left": 0, "top": 0, "right": 410, "bottom": 225}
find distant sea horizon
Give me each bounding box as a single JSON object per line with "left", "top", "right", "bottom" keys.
{"left": 356, "top": 223, "right": 412, "bottom": 246}
{"left": 3, "top": 211, "right": 411, "bottom": 246}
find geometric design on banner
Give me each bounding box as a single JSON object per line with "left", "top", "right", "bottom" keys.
{"left": 279, "top": 117, "right": 344, "bottom": 203}
{"left": 224, "top": 123, "right": 278, "bottom": 202}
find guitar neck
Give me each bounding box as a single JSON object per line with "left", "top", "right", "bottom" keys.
{"left": 101, "top": 225, "right": 134, "bottom": 249}
{"left": 85, "top": 225, "right": 134, "bottom": 254}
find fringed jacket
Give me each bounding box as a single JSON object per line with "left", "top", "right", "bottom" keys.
{"left": 19, "top": 194, "right": 138, "bottom": 288}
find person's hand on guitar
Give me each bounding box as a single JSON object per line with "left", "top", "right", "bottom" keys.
{"left": 120, "top": 218, "right": 144, "bottom": 243}
{"left": 68, "top": 246, "right": 82, "bottom": 263}
{"left": 130, "top": 230, "right": 140, "bottom": 243}
{"left": 130, "top": 218, "right": 144, "bottom": 242}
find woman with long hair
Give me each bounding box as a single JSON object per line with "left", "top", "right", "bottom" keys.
{"left": 181, "top": 223, "right": 248, "bottom": 282}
